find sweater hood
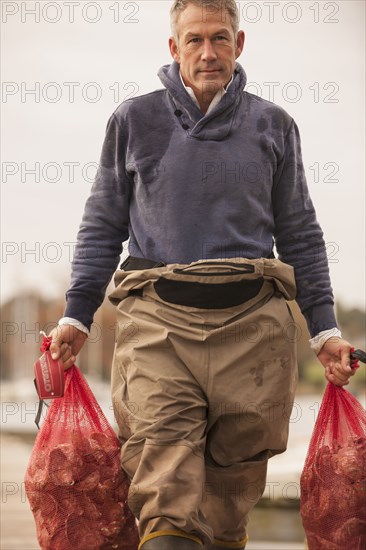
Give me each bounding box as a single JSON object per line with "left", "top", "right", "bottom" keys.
{"left": 157, "top": 60, "right": 247, "bottom": 141}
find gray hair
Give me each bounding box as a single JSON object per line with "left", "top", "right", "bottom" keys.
{"left": 170, "top": 0, "right": 240, "bottom": 41}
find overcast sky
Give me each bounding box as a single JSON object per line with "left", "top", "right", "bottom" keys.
{"left": 1, "top": 0, "right": 365, "bottom": 313}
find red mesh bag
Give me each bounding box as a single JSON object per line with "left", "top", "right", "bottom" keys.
{"left": 25, "top": 365, "right": 139, "bottom": 550}
{"left": 300, "top": 383, "right": 366, "bottom": 549}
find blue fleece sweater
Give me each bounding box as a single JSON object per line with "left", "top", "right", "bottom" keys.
{"left": 65, "top": 61, "right": 337, "bottom": 337}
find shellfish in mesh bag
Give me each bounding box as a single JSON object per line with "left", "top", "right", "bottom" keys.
{"left": 25, "top": 365, "right": 139, "bottom": 550}
{"left": 300, "top": 383, "right": 366, "bottom": 550}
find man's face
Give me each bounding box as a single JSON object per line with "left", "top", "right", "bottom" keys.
{"left": 169, "top": 3, "right": 244, "bottom": 100}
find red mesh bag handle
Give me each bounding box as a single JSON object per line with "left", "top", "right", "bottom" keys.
{"left": 300, "top": 383, "right": 366, "bottom": 550}
{"left": 40, "top": 334, "right": 52, "bottom": 352}
{"left": 25, "top": 364, "right": 139, "bottom": 550}
{"left": 33, "top": 334, "right": 65, "bottom": 428}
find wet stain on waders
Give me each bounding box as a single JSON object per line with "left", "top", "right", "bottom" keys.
{"left": 144, "top": 459, "right": 154, "bottom": 473}
{"left": 249, "top": 360, "right": 272, "bottom": 386}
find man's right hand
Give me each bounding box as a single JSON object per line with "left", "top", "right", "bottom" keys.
{"left": 49, "top": 325, "right": 88, "bottom": 370}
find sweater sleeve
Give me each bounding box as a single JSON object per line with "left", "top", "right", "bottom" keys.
{"left": 272, "top": 119, "right": 338, "bottom": 337}
{"left": 64, "top": 113, "right": 131, "bottom": 329}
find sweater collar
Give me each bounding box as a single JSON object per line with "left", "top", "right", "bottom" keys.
{"left": 158, "top": 60, "right": 247, "bottom": 141}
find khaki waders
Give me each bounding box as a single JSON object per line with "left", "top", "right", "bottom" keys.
{"left": 109, "top": 258, "right": 298, "bottom": 548}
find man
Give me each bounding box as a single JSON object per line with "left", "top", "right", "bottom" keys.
{"left": 50, "top": 1, "right": 356, "bottom": 548}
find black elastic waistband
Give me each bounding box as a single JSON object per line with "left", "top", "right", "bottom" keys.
{"left": 153, "top": 277, "right": 264, "bottom": 309}
{"left": 120, "top": 256, "right": 165, "bottom": 271}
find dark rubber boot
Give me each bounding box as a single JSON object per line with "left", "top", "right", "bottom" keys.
{"left": 140, "top": 535, "right": 202, "bottom": 549}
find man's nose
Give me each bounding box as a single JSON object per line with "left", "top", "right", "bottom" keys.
{"left": 201, "top": 39, "right": 217, "bottom": 62}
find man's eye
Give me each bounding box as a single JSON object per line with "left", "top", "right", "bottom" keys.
{"left": 188, "top": 37, "right": 201, "bottom": 43}
{"left": 214, "top": 35, "right": 227, "bottom": 41}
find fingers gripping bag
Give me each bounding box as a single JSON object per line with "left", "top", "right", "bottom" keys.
{"left": 300, "top": 382, "right": 366, "bottom": 549}
{"left": 25, "top": 362, "right": 139, "bottom": 550}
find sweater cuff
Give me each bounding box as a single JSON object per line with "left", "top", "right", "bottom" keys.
{"left": 64, "top": 296, "right": 96, "bottom": 331}
{"left": 309, "top": 327, "right": 342, "bottom": 355}
{"left": 302, "top": 302, "right": 338, "bottom": 337}
{"left": 58, "top": 317, "right": 90, "bottom": 336}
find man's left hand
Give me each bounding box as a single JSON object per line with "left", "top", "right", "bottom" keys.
{"left": 317, "top": 337, "right": 356, "bottom": 386}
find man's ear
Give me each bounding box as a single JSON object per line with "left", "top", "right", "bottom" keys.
{"left": 169, "top": 36, "right": 180, "bottom": 62}
{"left": 235, "top": 30, "right": 245, "bottom": 59}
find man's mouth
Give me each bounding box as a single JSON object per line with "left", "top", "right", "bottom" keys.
{"left": 198, "top": 69, "right": 221, "bottom": 74}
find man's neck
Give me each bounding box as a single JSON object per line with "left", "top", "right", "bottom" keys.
{"left": 179, "top": 71, "right": 233, "bottom": 114}
{"left": 196, "top": 86, "right": 221, "bottom": 114}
